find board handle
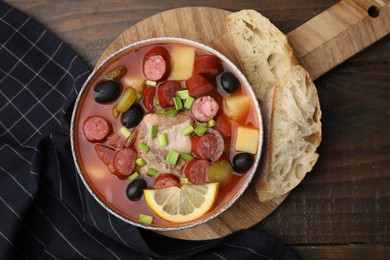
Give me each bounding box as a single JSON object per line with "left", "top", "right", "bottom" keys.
{"left": 288, "top": 0, "right": 390, "bottom": 80}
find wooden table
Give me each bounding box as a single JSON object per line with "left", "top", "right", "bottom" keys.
{"left": 6, "top": 0, "right": 389, "bottom": 259}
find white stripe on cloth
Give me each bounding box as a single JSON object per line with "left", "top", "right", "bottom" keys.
{"left": 0, "top": 230, "right": 28, "bottom": 260}
{"left": 211, "top": 252, "right": 226, "bottom": 260}
{"left": 0, "top": 195, "right": 59, "bottom": 260}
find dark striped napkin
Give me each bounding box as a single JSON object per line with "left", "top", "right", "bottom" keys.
{"left": 0, "top": 2, "right": 297, "bottom": 259}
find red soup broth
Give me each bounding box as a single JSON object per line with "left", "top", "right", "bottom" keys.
{"left": 74, "top": 42, "right": 259, "bottom": 227}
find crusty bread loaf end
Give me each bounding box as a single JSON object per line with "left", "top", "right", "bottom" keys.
{"left": 226, "top": 10, "right": 298, "bottom": 102}
{"left": 256, "top": 65, "right": 322, "bottom": 201}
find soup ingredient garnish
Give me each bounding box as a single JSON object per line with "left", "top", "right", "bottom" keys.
{"left": 173, "top": 96, "right": 183, "bottom": 110}
{"left": 113, "top": 148, "right": 137, "bottom": 176}
{"left": 220, "top": 71, "right": 240, "bottom": 93}
{"left": 145, "top": 80, "right": 157, "bottom": 87}
{"left": 232, "top": 153, "right": 254, "bottom": 173}
{"left": 208, "top": 160, "right": 233, "bottom": 187}
{"left": 106, "top": 65, "right": 127, "bottom": 81}
{"left": 138, "top": 214, "right": 153, "bottom": 225}
{"left": 194, "top": 124, "right": 208, "bottom": 137}
{"left": 137, "top": 142, "right": 150, "bottom": 153}
{"left": 126, "top": 178, "right": 147, "bottom": 201}
{"left": 182, "top": 125, "right": 194, "bottom": 136}
{"left": 158, "top": 133, "right": 168, "bottom": 147}
{"left": 119, "top": 126, "right": 131, "bottom": 138}
{"left": 185, "top": 159, "right": 209, "bottom": 185}
{"left": 177, "top": 90, "right": 189, "bottom": 99}
{"left": 83, "top": 116, "right": 111, "bottom": 142}
{"left": 191, "top": 96, "right": 219, "bottom": 122}
{"left": 183, "top": 96, "right": 194, "bottom": 110}
{"left": 234, "top": 126, "right": 259, "bottom": 154}
{"left": 151, "top": 125, "right": 158, "bottom": 139}
{"left": 128, "top": 172, "right": 139, "bottom": 181}
{"left": 136, "top": 92, "right": 143, "bottom": 101}
{"left": 95, "top": 144, "right": 115, "bottom": 172}
{"left": 180, "top": 177, "right": 189, "bottom": 185}
{"left": 207, "top": 119, "right": 216, "bottom": 127}
{"left": 179, "top": 152, "right": 193, "bottom": 162}
{"left": 154, "top": 174, "right": 180, "bottom": 188}
{"left": 143, "top": 182, "right": 219, "bottom": 223}
{"left": 168, "top": 46, "right": 195, "bottom": 81}
{"left": 136, "top": 157, "right": 146, "bottom": 167}
{"left": 93, "top": 80, "right": 121, "bottom": 103}
{"left": 120, "top": 103, "right": 144, "bottom": 128}
{"left": 166, "top": 150, "right": 179, "bottom": 165}
{"left": 147, "top": 168, "right": 159, "bottom": 176}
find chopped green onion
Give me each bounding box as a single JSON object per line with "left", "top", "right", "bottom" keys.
{"left": 182, "top": 125, "right": 194, "bottom": 136}
{"left": 119, "top": 126, "right": 131, "bottom": 138}
{"left": 207, "top": 119, "right": 216, "bottom": 127}
{"left": 166, "top": 150, "right": 180, "bottom": 165}
{"left": 145, "top": 80, "right": 157, "bottom": 86}
{"left": 177, "top": 90, "right": 189, "bottom": 99}
{"left": 147, "top": 168, "right": 159, "bottom": 176}
{"left": 155, "top": 109, "right": 166, "bottom": 114}
{"left": 138, "top": 214, "right": 153, "bottom": 225}
{"left": 164, "top": 108, "right": 179, "bottom": 117}
{"left": 158, "top": 133, "right": 168, "bottom": 147}
{"left": 128, "top": 172, "right": 139, "bottom": 181}
{"left": 151, "top": 125, "right": 158, "bottom": 139}
{"left": 136, "top": 158, "right": 146, "bottom": 167}
{"left": 153, "top": 96, "right": 160, "bottom": 107}
{"left": 180, "top": 152, "right": 193, "bottom": 162}
{"left": 180, "top": 177, "right": 189, "bottom": 185}
{"left": 194, "top": 124, "right": 208, "bottom": 136}
{"left": 173, "top": 96, "right": 183, "bottom": 110}
{"left": 136, "top": 92, "right": 143, "bottom": 101}
{"left": 184, "top": 96, "right": 195, "bottom": 109}
{"left": 138, "top": 143, "right": 150, "bottom": 152}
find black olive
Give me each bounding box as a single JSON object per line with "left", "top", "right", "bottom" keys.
{"left": 93, "top": 80, "right": 121, "bottom": 103}
{"left": 126, "top": 179, "right": 147, "bottom": 201}
{"left": 220, "top": 72, "right": 240, "bottom": 93}
{"left": 120, "top": 103, "right": 144, "bottom": 128}
{"left": 232, "top": 153, "right": 254, "bottom": 173}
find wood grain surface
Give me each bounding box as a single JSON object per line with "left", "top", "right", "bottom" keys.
{"left": 5, "top": 0, "right": 390, "bottom": 258}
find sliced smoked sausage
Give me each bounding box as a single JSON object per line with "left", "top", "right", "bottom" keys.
{"left": 157, "top": 81, "right": 180, "bottom": 108}
{"left": 193, "top": 55, "right": 222, "bottom": 76}
{"left": 113, "top": 148, "right": 136, "bottom": 176}
{"left": 83, "top": 116, "right": 111, "bottom": 142}
{"left": 185, "top": 74, "right": 214, "bottom": 97}
{"left": 154, "top": 174, "right": 180, "bottom": 188}
{"left": 185, "top": 159, "right": 209, "bottom": 185}
{"left": 191, "top": 96, "right": 219, "bottom": 122}
{"left": 143, "top": 46, "right": 170, "bottom": 81}
{"left": 191, "top": 129, "right": 224, "bottom": 162}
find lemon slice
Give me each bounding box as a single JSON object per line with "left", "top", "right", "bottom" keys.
{"left": 144, "top": 183, "right": 219, "bottom": 223}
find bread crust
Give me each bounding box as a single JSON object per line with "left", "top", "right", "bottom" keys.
{"left": 226, "top": 9, "right": 322, "bottom": 202}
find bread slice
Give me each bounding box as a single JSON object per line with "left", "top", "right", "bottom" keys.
{"left": 226, "top": 9, "right": 298, "bottom": 102}
{"left": 256, "top": 65, "right": 322, "bottom": 201}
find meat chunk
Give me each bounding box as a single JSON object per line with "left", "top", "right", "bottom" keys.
{"left": 136, "top": 112, "right": 193, "bottom": 176}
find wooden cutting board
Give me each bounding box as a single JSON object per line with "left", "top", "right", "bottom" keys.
{"left": 96, "top": 0, "right": 389, "bottom": 240}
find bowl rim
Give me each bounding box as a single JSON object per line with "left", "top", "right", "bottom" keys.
{"left": 70, "top": 37, "right": 263, "bottom": 231}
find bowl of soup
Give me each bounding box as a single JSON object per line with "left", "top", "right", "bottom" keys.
{"left": 71, "top": 37, "right": 263, "bottom": 231}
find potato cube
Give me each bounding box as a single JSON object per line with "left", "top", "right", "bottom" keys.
{"left": 224, "top": 95, "right": 251, "bottom": 121}
{"left": 123, "top": 77, "right": 146, "bottom": 93}
{"left": 168, "top": 46, "right": 195, "bottom": 81}
{"left": 234, "top": 126, "right": 259, "bottom": 154}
